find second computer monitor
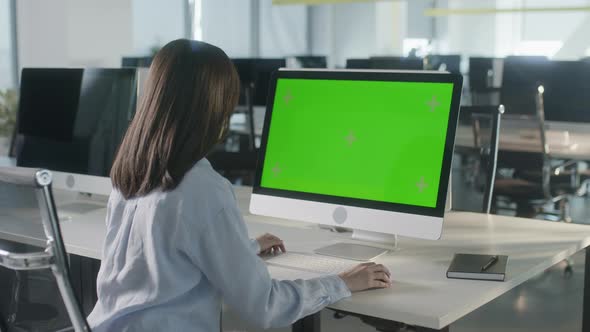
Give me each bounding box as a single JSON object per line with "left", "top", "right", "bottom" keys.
{"left": 250, "top": 70, "right": 462, "bottom": 241}
{"left": 232, "top": 58, "right": 286, "bottom": 106}
{"left": 15, "top": 68, "right": 138, "bottom": 194}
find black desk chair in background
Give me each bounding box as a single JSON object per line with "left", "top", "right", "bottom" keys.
{"left": 211, "top": 59, "right": 285, "bottom": 185}
{"left": 0, "top": 167, "right": 90, "bottom": 332}
{"left": 492, "top": 86, "right": 583, "bottom": 222}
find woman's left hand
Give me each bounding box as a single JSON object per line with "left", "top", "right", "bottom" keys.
{"left": 256, "top": 233, "right": 286, "bottom": 256}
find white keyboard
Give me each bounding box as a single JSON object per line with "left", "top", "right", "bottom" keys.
{"left": 266, "top": 252, "right": 359, "bottom": 275}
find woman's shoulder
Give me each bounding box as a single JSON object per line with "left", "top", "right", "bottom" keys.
{"left": 174, "top": 158, "right": 235, "bottom": 212}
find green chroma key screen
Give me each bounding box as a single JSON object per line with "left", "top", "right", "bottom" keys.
{"left": 260, "top": 78, "right": 454, "bottom": 208}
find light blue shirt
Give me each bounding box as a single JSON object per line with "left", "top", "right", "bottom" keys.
{"left": 87, "top": 158, "right": 351, "bottom": 331}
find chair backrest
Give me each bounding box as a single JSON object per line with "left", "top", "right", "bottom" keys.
{"left": 0, "top": 167, "right": 90, "bottom": 332}
{"left": 460, "top": 105, "right": 504, "bottom": 213}
{"left": 497, "top": 85, "right": 552, "bottom": 199}
{"left": 535, "top": 85, "right": 552, "bottom": 198}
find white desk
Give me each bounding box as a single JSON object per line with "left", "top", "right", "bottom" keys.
{"left": 2, "top": 186, "right": 590, "bottom": 331}
{"left": 455, "top": 123, "right": 590, "bottom": 160}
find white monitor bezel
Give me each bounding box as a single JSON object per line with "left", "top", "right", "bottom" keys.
{"left": 250, "top": 69, "right": 462, "bottom": 240}
{"left": 51, "top": 171, "right": 112, "bottom": 197}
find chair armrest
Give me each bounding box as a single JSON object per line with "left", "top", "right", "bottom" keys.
{"left": 0, "top": 167, "right": 46, "bottom": 188}
{"left": 0, "top": 249, "right": 54, "bottom": 270}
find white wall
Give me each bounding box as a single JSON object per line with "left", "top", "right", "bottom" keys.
{"left": 445, "top": 0, "right": 497, "bottom": 57}
{"left": 17, "top": 0, "right": 134, "bottom": 68}
{"left": 201, "top": 0, "right": 309, "bottom": 58}
{"left": 331, "top": 3, "right": 377, "bottom": 66}
{"left": 65, "top": 0, "right": 135, "bottom": 66}
{"left": 375, "top": 1, "right": 406, "bottom": 56}
{"left": 131, "top": 0, "right": 186, "bottom": 55}
{"left": 309, "top": 3, "right": 379, "bottom": 67}
{"left": 259, "top": 0, "right": 308, "bottom": 57}
{"left": 16, "top": 0, "right": 187, "bottom": 71}
{"left": 17, "top": 0, "right": 70, "bottom": 68}
{"left": 201, "top": 0, "right": 252, "bottom": 57}
{"left": 309, "top": 4, "right": 332, "bottom": 61}
{"left": 309, "top": 2, "right": 407, "bottom": 67}
{"left": 0, "top": 0, "right": 13, "bottom": 88}
{"left": 440, "top": 0, "right": 590, "bottom": 58}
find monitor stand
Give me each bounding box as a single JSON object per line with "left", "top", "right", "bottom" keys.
{"left": 314, "top": 230, "right": 397, "bottom": 261}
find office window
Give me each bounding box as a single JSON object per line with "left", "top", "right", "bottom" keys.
{"left": 0, "top": 0, "right": 14, "bottom": 89}
{"left": 0, "top": 0, "right": 16, "bottom": 157}
{"left": 190, "top": 0, "right": 203, "bottom": 40}
{"left": 403, "top": 38, "right": 430, "bottom": 57}
{"left": 513, "top": 40, "right": 564, "bottom": 58}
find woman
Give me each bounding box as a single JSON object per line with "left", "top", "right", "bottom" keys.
{"left": 88, "top": 39, "right": 391, "bottom": 331}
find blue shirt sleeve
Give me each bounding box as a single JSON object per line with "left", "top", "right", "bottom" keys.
{"left": 180, "top": 205, "right": 351, "bottom": 329}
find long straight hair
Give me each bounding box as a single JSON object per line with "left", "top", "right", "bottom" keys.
{"left": 111, "top": 39, "right": 240, "bottom": 199}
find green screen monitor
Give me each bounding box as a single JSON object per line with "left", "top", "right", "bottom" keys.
{"left": 250, "top": 69, "right": 462, "bottom": 250}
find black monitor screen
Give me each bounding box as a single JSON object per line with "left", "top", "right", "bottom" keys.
{"left": 346, "top": 59, "right": 371, "bottom": 69}
{"left": 121, "top": 56, "right": 153, "bottom": 68}
{"left": 370, "top": 57, "right": 424, "bottom": 70}
{"left": 501, "top": 59, "right": 590, "bottom": 122}
{"left": 232, "top": 58, "right": 286, "bottom": 106}
{"left": 16, "top": 68, "right": 137, "bottom": 176}
{"left": 500, "top": 58, "right": 550, "bottom": 115}
{"left": 295, "top": 56, "right": 327, "bottom": 68}
{"left": 345, "top": 58, "right": 424, "bottom": 70}
{"left": 543, "top": 61, "right": 590, "bottom": 122}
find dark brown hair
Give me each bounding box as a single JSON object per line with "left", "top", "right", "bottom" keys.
{"left": 111, "top": 39, "right": 240, "bottom": 199}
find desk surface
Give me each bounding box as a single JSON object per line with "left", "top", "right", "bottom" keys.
{"left": 2, "top": 186, "right": 590, "bottom": 329}
{"left": 455, "top": 123, "right": 590, "bottom": 160}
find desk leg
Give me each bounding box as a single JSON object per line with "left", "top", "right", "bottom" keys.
{"left": 583, "top": 247, "right": 590, "bottom": 332}
{"left": 292, "top": 312, "right": 320, "bottom": 332}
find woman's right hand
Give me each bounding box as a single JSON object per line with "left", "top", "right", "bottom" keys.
{"left": 338, "top": 262, "right": 392, "bottom": 292}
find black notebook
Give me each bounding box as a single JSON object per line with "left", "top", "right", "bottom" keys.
{"left": 447, "top": 254, "right": 508, "bottom": 281}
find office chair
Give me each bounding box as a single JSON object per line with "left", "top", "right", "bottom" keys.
{"left": 208, "top": 68, "right": 259, "bottom": 185}
{"left": 0, "top": 167, "right": 90, "bottom": 332}
{"left": 492, "top": 86, "right": 583, "bottom": 222}
{"left": 460, "top": 105, "right": 504, "bottom": 214}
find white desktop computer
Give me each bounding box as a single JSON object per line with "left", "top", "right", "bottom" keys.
{"left": 250, "top": 69, "right": 462, "bottom": 260}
